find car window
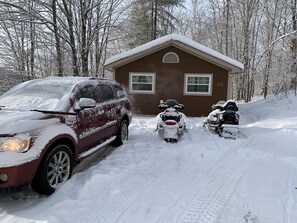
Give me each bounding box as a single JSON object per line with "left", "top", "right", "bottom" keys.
{"left": 113, "top": 84, "right": 126, "bottom": 99}
{"left": 99, "top": 84, "right": 116, "bottom": 102}
{"left": 79, "top": 85, "right": 99, "bottom": 102}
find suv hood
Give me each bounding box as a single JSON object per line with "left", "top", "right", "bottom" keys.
{"left": 0, "top": 110, "right": 60, "bottom": 135}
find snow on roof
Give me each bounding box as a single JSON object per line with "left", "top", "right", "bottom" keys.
{"left": 105, "top": 34, "right": 244, "bottom": 71}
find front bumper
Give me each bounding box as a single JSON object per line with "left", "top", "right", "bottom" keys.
{"left": 0, "top": 155, "right": 40, "bottom": 188}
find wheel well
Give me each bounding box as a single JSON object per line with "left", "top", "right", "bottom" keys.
{"left": 48, "top": 138, "right": 76, "bottom": 156}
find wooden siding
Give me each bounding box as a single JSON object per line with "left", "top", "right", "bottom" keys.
{"left": 115, "top": 46, "right": 229, "bottom": 117}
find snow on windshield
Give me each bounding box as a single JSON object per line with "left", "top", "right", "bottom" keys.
{"left": 0, "top": 81, "right": 73, "bottom": 111}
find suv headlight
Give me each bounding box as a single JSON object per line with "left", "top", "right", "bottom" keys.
{"left": 0, "top": 134, "right": 31, "bottom": 153}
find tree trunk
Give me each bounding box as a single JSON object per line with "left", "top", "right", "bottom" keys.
{"left": 80, "top": 0, "right": 89, "bottom": 76}
{"left": 292, "top": 0, "right": 297, "bottom": 94}
{"left": 62, "top": 0, "right": 79, "bottom": 76}
{"left": 225, "top": 0, "right": 230, "bottom": 56}
{"left": 52, "top": 0, "right": 63, "bottom": 76}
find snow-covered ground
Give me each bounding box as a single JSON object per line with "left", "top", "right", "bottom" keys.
{"left": 1, "top": 94, "right": 297, "bottom": 223}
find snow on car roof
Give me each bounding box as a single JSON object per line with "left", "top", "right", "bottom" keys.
{"left": 0, "top": 76, "right": 111, "bottom": 111}
{"left": 15, "top": 76, "right": 112, "bottom": 87}
{"left": 105, "top": 33, "right": 244, "bottom": 71}
{"left": 1, "top": 76, "right": 118, "bottom": 111}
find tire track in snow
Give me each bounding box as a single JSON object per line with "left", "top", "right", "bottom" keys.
{"left": 81, "top": 172, "right": 155, "bottom": 223}
{"left": 171, "top": 148, "right": 259, "bottom": 223}
{"left": 81, "top": 145, "right": 181, "bottom": 223}
{"left": 116, "top": 145, "right": 208, "bottom": 222}
{"left": 95, "top": 173, "right": 154, "bottom": 223}
{"left": 282, "top": 170, "right": 297, "bottom": 223}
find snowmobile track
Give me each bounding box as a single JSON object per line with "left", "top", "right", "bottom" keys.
{"left": 174, "top": 148, "right": 259, "bottom": 223}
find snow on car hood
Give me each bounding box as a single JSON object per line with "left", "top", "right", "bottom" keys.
{"left": 0, "top": 110, "right": 60, "bottom": 135}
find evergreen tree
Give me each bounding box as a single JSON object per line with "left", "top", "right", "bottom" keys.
{"left": 126, "top": 0, "right": 184, "bottom": 48}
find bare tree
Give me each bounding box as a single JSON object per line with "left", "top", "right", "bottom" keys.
{"left": 260, "top": 0, "right": 284, "bottom": 98}
{"left": 0, "top": 0, "right": 125, "bottom": 77}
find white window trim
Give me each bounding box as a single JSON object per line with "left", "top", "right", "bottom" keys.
{"left": 129, "top": 72, "right": 156, "bottom": 94}
{"left": 184, "top": 73, "right": 213, "bottom": 96}
{"left": 162, "top": 52, "right": 179, "bottom": 63}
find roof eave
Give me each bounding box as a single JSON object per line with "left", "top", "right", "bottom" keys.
{"left": 104, "top": 38, "right": 243, "bottom": 73}
{"left": 172, "top": 41, "right": 243, "bottom": 73}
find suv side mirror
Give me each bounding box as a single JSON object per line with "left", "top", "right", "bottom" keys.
{"left": 79, "top": 98, "right": 96, "bottom": 109}
{"left": 75, "top": 98, "right": 96, "bottom": 111}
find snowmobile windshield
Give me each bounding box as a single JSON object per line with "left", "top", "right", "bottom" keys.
{"left": 164, "top": 99, "right": 179, "bottom": 107}
{"left": 223, "top": 101, "right": 238, "bottom": 112}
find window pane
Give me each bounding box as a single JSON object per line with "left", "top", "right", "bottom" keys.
{"left": 188, "top": 76, "right": 210, "bottom": 85}
{"left": 80, "top": 85, "right": 99, "bottom": 102}
{"left": 198, "top": 85, "right": 209, "bottom": 92}
{"left": 132, "top": 75, "right": 152, "bottom": 83}
{"left": 187, "top": 84, "right": 209, "bottom": 93}
{"left": 163, "top": 52, "right": 179, "bottom": 63}
{"left": 186, "top": 75, "right": 211, "bottom": 94}
{"left": 132, "top": 83, "right": 152, "bottom": 91}
{"left": 99, "top": 84, "right": 116, "bottom": 101}
{"left": 140, "top": 76, "right": 152, "bottom": 83}
{"left": 200, "top": 77, "right": 209, "bottom": 84}
{"left": 132, "top": 76, "right": 139, "bottom": 82}
{"left": 131, "top": 74, "right": 154, "bottom": 92}
{"left": 114, "top": 84, "right": 126, "bottom": 98}
{"left": 188, "top": 77, "right": 197, "bottom": 84}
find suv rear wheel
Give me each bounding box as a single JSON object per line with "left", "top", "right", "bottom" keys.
{"left": 31, "top": 145, "right": 73, "bottom": 195}
{"left": 112, "top": 120, "right": 128, "bottom": 147}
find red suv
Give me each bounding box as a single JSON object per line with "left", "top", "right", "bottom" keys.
{"left": 0, "top": 77, "right": 132, "bottom": 195}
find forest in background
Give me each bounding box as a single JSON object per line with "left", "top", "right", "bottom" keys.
{"left": 0, "top": 0, "right": 296, "bottom": 102}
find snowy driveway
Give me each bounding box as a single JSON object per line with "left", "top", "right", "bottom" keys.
{"left": 1, "top": 95, "right": 297, "bottom": 223}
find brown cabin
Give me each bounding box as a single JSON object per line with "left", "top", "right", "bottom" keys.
{"left": 104, "top": 34, "right": 243, "bottom": 117}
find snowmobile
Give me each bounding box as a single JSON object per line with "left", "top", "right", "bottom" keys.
{"left": 204, "top": 100, "right": 239, "bottom": 139}
{"left": 156, "top": 99, "right": 187, "bottom": 143}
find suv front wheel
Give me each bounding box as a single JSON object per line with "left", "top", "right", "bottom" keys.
{"left": 31, "top": 145, "right": 73, "bottom": 195}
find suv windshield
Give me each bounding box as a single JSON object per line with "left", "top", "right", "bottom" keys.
{"left": 0, "top": 82, "right": 73, "bottom": 111}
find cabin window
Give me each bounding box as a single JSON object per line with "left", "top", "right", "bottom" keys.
{"left": 184, "top": 74, "right": 213, "bottom": 96}
{"left": 162, "top": 52, "right": 179, "bottom": 63}
{"left": 129, "top": 73, "right": 155, "bottom": 94}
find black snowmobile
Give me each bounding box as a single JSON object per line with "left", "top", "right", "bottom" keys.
{"left": 204, "top": 100, "right": 239, "bottom": 138}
